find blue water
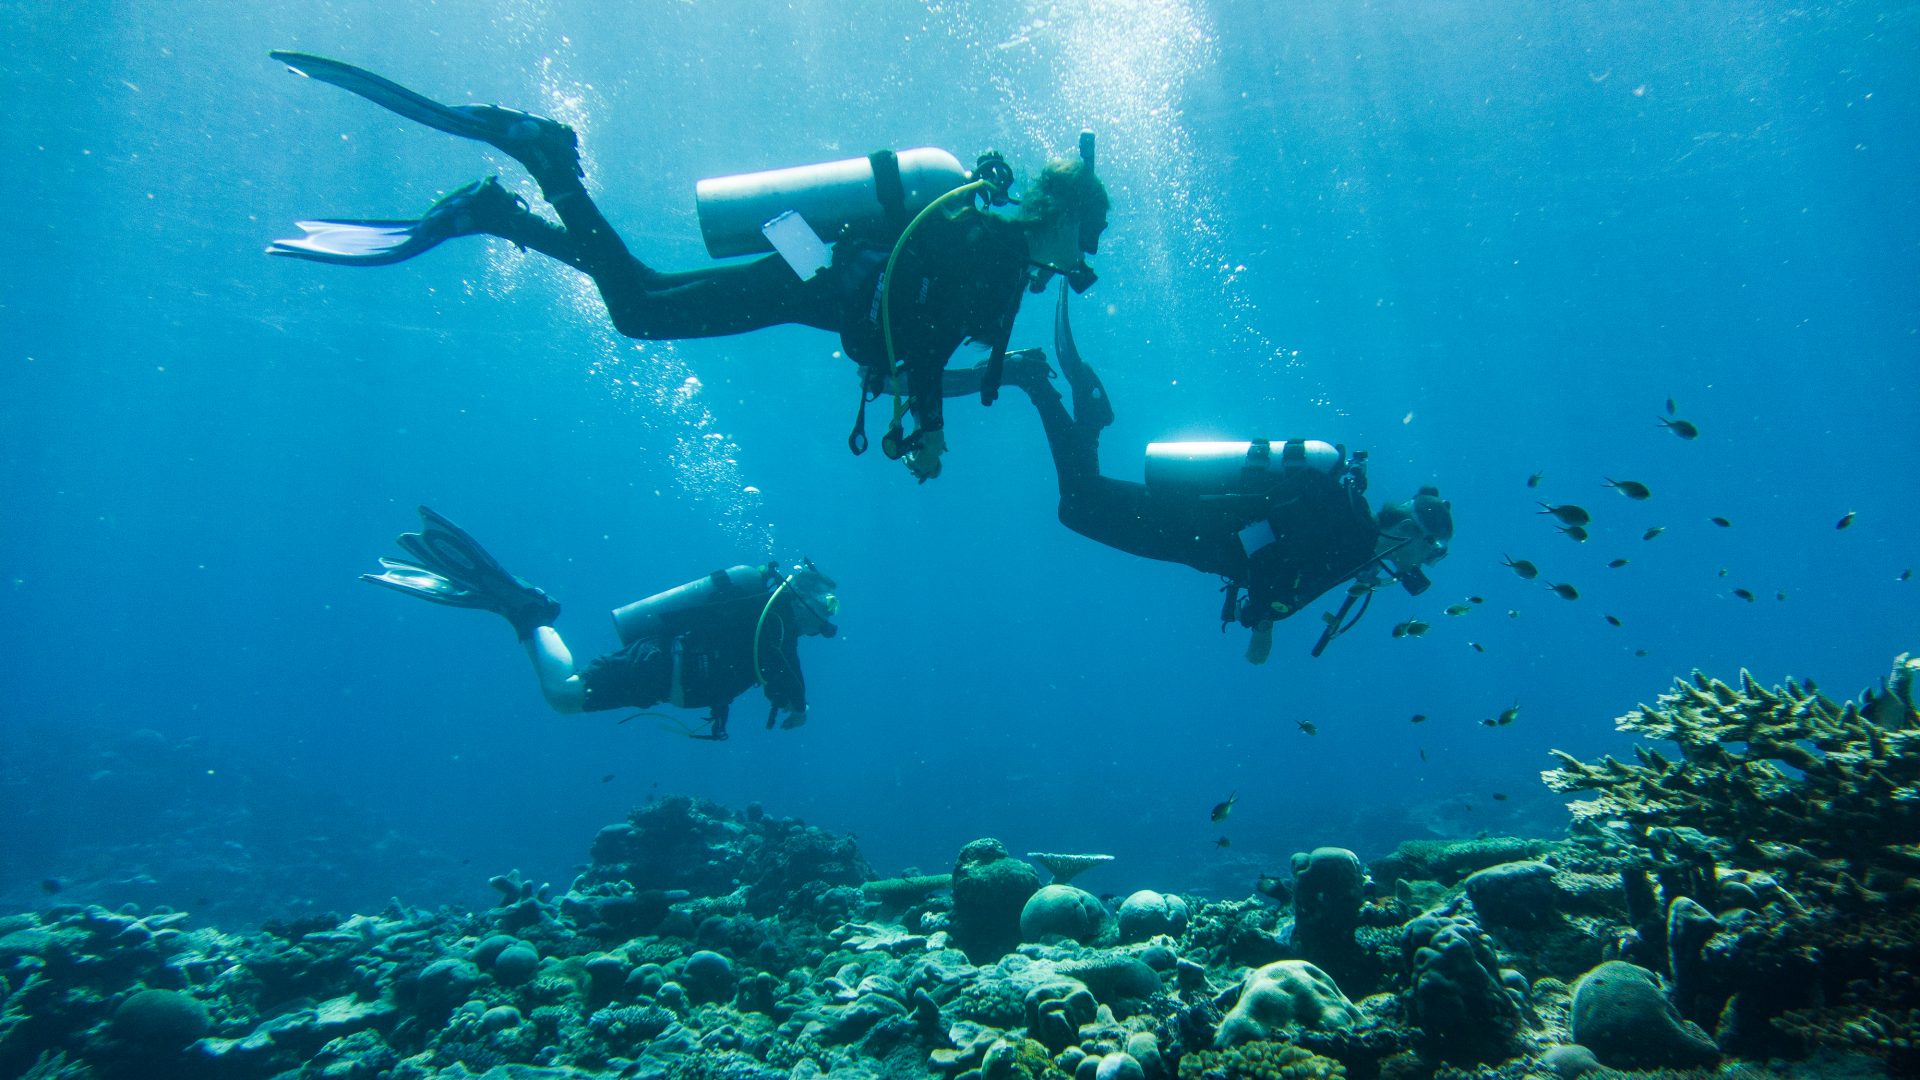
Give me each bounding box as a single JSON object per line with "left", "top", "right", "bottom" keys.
{"left": 3, "top": 1, "right": 1915, "bottom": 925}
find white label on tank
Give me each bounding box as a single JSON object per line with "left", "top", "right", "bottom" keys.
{"left": 1239, "top": 519, "right": 1277, "bottom": 557}
{"left": 762, "top": 210, "right": 831, "bottom": 281}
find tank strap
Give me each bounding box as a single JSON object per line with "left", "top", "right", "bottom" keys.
{"left": 868, "top": 150, "right": 908, "bottom": 235}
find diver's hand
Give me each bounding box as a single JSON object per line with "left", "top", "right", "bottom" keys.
{"left": 779, "top": 706, "right": 809, "bottom": 730}
{"left": 904, "top": 429, "right": 946, "bottom": 482}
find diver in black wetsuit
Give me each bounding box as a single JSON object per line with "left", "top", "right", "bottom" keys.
{"left": 265, "top": 53, "right": 1109, "bottom": 481}
{"left": 993, "top": 288, "right": 1453, "bottom": 661}
{"left": 362, "top": 507, "right": 838, "bottom": 741}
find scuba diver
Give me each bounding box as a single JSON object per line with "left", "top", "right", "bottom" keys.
{"left": 362, "top": 507, "right": 838, "bottom": 740}
{"left": 265, "top": 52, "right": 1110, "bottom": 482}
{"left": 996, "top": 287, "right": 1454, "bottom": 662}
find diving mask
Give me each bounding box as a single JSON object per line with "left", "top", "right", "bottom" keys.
{"left": 787, "top": 561, "right": 840, "bottom": 636}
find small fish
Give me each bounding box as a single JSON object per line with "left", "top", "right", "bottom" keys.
{"left": 1214, "top": 837, "right": 1232, "bottom": 849}
{"left": 1347, "top": 581, "right": 1372, "bottom": 597}
{"left": 1558, "top": 524, "right": 1590, "bottom": 542}
{"left": 1643, "top": 526, "right": 1666, "bottom": 541}
{"left": 1210, "top": 792, "right": 1238, "bottom": 822}
{"left": 1502, "top": 556, "right": 1539, "bottom": 579}
{"left": 1710, "top": 516, "right": 1732, "bottom": 528}
{"left": 1608, "top": 558, "right": 1629, "bottom": 568}
{"left": 1718, "top": 567, "right": 1729, "bottom": 577}
{"left": 1418, "top": 748, "right": 1428, "bottom": 762}
{"left": 1495, "top": 703, "right": 1521, "bottom": 726}
{"left": 1605, "top": 478, "right": 1652, "bottom": 500}
{"left": 600, "top": 773, "right": 615, "bottom": 783}
{"left": 1538, "top": 502, "right": 1592, "bottom": 526}
{"left": 1468, "top": 596, "right": 1485, "bottom": 604}
{"left": 1527, "top": 471, "right": 1544, "bottom": 488}
{"left": 1392, "top": 621, "right": 1408, "bottom": 639}
{"left": 1444, "top": 604, "right": 1473, "bottom": 616}
{"left": 1464, "top": 802, "right": 1476, "bottom": 812}
{"left": 1836, "top": 511, "right": 1855, "bottom": 531}
{"left": 1665, "top": 396, "right": 1677, "bottom": 415}
{"left": 40, "top": 878, "right": 62, "bottom": 895}
{"left": 1545, "top": 581, "right": 1580, "bottom": 601}
{"left": 1403, "top": 620, "right": 1432, "bottom": 637}
{"left": 1776, "top": 591, "right": 1787, "bottom": 601}
{"left": 1659, "top": 417, "right": 1700, "bottom": 439}
{"left": 1903, "top": 570, "right": 1914, "bottom": 582}
{"left": 1733, "top": 588, "right": 1756, "bottom": 602}
{"left": 1603, "top": 614, "right": 1622, "bottom": 627}
{"left": 1480, "top": 718, "right": 1498, "bottom": 728}
{"left": 1492, "top": 792, "right": 1510, "bottom": 802}
{"left": 1634, "top": 648, "right": 1648, "bottom": 657}
{"left": 1296, "top": 719, "right": 1319, "bottom": 736}
{"left": 1507, "top": 609, "right": 1520, "bottom": 618}
{"left": 1469, "top": 641, "right": 1485, "bottom": 653}
{"left": 1410, "top": 713, "right": 1429, "bottom": 724}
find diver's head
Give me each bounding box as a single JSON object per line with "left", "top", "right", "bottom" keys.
{"left": 1377, "top": 485, "right": 1453, "bottom": 595}
{"left": 785, "top": 561, "right": 840, "bottom": 637}
{"left": 1018, "top": 149, "right": 1109, "bottom": 292}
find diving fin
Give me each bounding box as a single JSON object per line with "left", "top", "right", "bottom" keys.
{"left": 271, "top": 50, "right": 582, "bottom": 179}
{"left": 362, "top": 506, "right": 561, "bottom": 639}
{"left": 268, "top": 176, "right": 526, "bottom": 266}
{"left": 1054, "top": 282, "right": 1114, "bottom": 430}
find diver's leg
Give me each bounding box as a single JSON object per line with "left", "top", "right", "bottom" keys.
{"left": 525, "top": 170, "right": 842, "bottom": 340}
{"left": 525, "top": 626, "right": 586, "bottom": 714}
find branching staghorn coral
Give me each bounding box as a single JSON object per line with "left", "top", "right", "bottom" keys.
{"left": 1542, "top": 653, "right": 1920, "bottom": 881}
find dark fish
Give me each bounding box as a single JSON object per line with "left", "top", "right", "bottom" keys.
{"left": 1538, "top": 502, "right": 1591, "bottom": 526}
{"left": 1468, "top": 596, "right": 1485, "bottom": 604}
{"left": 1545, "top": 581, "right": 1580, "bottom": 601}
{"left": 1635, "top": 649, "right": 1649, "bottom": 657}
{"left": 1470, "top": 641, "right": 1485, "bottom": 653}
{"left": 1347, "top": 581, "right": 1373, "bottom": 597}
{"left": 1418, "top": 748, "right": 1428, "bottom": 762}
{"left": 1558, "top": 524, "right": 1590, "bottom": 542}
{"left": 1605, "top": 478, "right": 1652, "bottom": 500}
{"left": 1903, "top": 570, "right": 1914, "bottom": 582}
{"left": 1296, "top": 719, "right": 1319, "bottom": 736}
{"left": 1608, "top": 558, "right": 1629, "bottom": 568}
{"left": 1507, "top": 609, "right": 1520, "bottom": 618}
{"left": 40, "top": 878, "right": 62, "bottom": 895}
{"left": 600, "top": 773, "right": 615, "bottom": 783}
{"left": 1392, "top": 621, "right": 1408, "bottom": 639}
{"left": 1659, "top": 417, "right": 1700, "bottom": 439}
{"left": 1666, "top": 396, "right": 1677, "bottom": 415}
{"left": 1444, "top": 604, "right": 1473, "bottom": 616}
{"left": 1776, "top": 591, "right": 1787, "bottom": 601}
{"left": 1603, "top": 614, "right": 1622, "bottom": 627}
{"left": 1480, "top": 718, "right": 1498, "bottom": 728}
{"left": 1214, "top": 837, "right": 1232, "bottom": 849}
{"left": 1836, "top": 512, "right": 1855, "bottom": 530}
{"left": 1410, "top": 713, "right": 1428, "bottom": 724}
{"left": 1491, "top": 792, "right": 1509, "bottom": 802}
{"left": 1495, "top": 703, "right": 1521, "bottom": 726}
{"left": 1210, "top": 792, "right": 1238, "bottom": 822}
{"left": 1733, "top": 588, "right": 1756, "bottom": 602}
{"left": 1527, "top": 471, "right": 1544, "bottom": 488}
{"left": 1643, "top": 526, "right": 1666, "bottom": 540}
{"left": 1710, "top": 516, "right": 1732, "bottom": 528}
{"left": 1403, "top": 620, "right": 1432, "bottom": 637}
{"left": 1718, "top": 567, "right": 1729, "bottom": 577}
{"left": 1502, "top": 556, "right": 1539, "bottom": 579}
{"left": 1256, "top": 874, "right": 1292, "bottom": 903}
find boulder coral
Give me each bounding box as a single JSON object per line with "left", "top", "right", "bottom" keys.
{"left": 1213, "top": 960, "right": 1361, "bottom": 1047}
{"left": 950, "top": 839, "right": 1040, "bottom": 963}
{"left": 1569, "top": 959, "right": 1719, "bottom": 1069}
{"left": 1020, "top": 884, "right": 1109, "bottom": 945}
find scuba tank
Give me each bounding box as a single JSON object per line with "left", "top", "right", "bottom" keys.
{"left": 695, "top": 148, "right": 969, "bottom": 259}
{"left": 609, "top": 565, "right": 775, "bottom": 646}
{"left": 1144, "top": 440, "right": 1345, "bottom": 496}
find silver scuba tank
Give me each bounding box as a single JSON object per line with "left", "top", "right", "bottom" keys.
{"left": 1143, "top": 440, "right": 1344, "bottom": 496}
{"left": 609, "top": 565, "right": 771, "bottom": 647}
{"left": 695, "top": 148, "right": 969, "bottom": 259}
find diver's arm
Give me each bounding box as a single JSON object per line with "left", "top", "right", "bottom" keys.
{"left": 524, "top": 626, "right": 586, "bottom": 714}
